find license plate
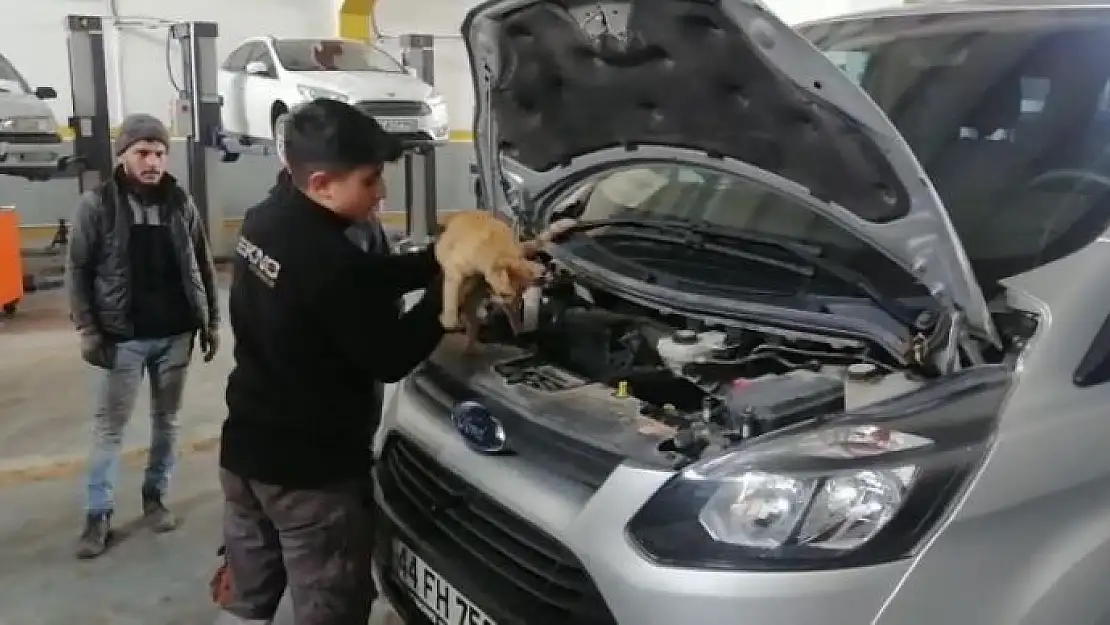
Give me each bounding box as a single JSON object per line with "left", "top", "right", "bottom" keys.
{"left": 376, "top": 117, "right": 418, "bottom": 133}
{"left": 393, "top": 540, "right": 498, "bottom": 625}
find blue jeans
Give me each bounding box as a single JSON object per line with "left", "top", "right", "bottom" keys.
{"left": 85, "top": 332, "right": 194, "bottom": 514}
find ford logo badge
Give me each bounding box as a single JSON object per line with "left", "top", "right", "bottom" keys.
{"left": 450, "top": 401, "right": 507, "bottom": 454}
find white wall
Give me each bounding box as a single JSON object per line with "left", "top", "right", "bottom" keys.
{"left": 370, "top": 0, "right": 903, "bottom": 134}
{"left": 1, "top": 0, "right": 334, "bottom": 129}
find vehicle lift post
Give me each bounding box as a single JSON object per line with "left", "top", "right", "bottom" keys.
{"left": 64, "top": 16, "right": 113, "bottom": 194}
{"left": 169, "top": 21, "right": 222, "bottom": 247}
{"left": 64, "top": 16, "right": 223, "bottom": 248}
{"left": 399, "top": 34, "right": 438, "bottom": 245}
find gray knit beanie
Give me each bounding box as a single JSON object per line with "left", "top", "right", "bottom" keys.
{"left": 114, "top": 113, "right": 170, "bottom": 155}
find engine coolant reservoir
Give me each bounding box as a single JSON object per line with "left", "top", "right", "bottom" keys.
{"left": 843, "top": 362, "right": 924, "bottom": 410}
{"left": 656, "top": 330, "right": 728, "bottom": 374}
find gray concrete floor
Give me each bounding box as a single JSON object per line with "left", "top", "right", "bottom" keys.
{"left": 0, "top": 447, "right": 228, "bottom": 625}
{"left": 0, "top": 285, "right": 399, "bottom": 624}
{"left": 0, "top": 286, "right": 229, "bottom": 482}
{"left": 0, "top": 448, "right": 399, "bottom": 625}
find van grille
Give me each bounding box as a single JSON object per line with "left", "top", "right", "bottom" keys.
{"left": 377, "top": 436, "right": 618, "bottom": 625}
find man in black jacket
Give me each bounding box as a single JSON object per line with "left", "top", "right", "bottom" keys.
{"left": 218, "top": 99, "right": 445, "bottom": 625}
{"left": 65, "top": 113, "right": 221, "bottom": 559}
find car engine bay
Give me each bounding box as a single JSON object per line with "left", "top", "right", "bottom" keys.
{"left": 428, "top": 260, "right": 1025, "bottom": 468}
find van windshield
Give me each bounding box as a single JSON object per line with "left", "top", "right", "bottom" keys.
{"left": 566, "top": 10, "right": 1110, "bottom": 296}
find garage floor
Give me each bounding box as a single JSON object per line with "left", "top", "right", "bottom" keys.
{"left": 0, "top": 286, "right": 398, "bottom": 625}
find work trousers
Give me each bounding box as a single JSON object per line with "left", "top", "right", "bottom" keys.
{"left": 219, "top": 469, "right": 377, "bottom": 625}
{"left": 84, "top": 332, "right": 193, "bottom": 513}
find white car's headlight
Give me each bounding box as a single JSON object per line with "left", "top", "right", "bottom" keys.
{"left": 0, "top": 116, "right": 57, "bottom": 134}
{"left": 423, "top": 93, "right": 447, "bottom": 116}
{"left": 297, "top": 85, "right": 350, "bottom": 103}
{"left": 627, "top": 369, "right": 1006, "bottom": 570}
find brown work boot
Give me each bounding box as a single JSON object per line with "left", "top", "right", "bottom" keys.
{"left": 75, "top": 511, "right": 111, "bottom": 559}
{"left": 142, "top": 490, "right": 179, "bottom": 533}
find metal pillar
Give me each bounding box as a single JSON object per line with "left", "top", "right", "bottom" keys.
{"left": 399, "top": 34, "right": 438, "bottom": 241}
{"left": 64, "top": 16, "right": 113, "bottom": 193}
{"left": 170, "top": 22, "right": 220, "bottom": 242}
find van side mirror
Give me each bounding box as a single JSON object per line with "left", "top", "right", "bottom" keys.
{"left": 34, "top": 86, "right": 56, "bottom": 100}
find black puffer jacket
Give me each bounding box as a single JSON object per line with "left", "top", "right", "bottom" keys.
{"left": 65, "top": 168, "right": 220, "bottom": 339}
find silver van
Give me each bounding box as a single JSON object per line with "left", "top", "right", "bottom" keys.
{"left": 0, "top": 50, "right": 61, "bottom": 180}
{"left": 375, "top": 1, "right": 1110, "bottom": 624}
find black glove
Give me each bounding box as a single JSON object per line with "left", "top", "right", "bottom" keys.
{"left": 80, "top": 333, "right": 116, "bottom": 369}
{"left": 199, "top": 326, "right": 220, "bottom": 363}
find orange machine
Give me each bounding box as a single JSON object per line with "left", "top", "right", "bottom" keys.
{"left": 0, "top": 206, "right": 24, "bottom": 315}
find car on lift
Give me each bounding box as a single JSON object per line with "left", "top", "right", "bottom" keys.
{"left": 374, "top": 1, "right": 1110, "bottom": 624}
{"left": 0, "top": 50, "right": 62, "bottom": 181}
{"left": 217, "top": 36, "right": 449, "bottom": 144}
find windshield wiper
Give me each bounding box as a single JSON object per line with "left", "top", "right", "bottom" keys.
{"left": 557, "top": 217, "right": 921, "bottom": 329}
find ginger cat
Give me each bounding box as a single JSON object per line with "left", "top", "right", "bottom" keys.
{"left": 435, "top": 212, "right": 577, "bottom": 346}
{"left": 435, "top": 211, "right": 543, "bottom": 333}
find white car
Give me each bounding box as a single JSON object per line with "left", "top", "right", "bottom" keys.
{"left": 217, "top": 36, "right": 449, "bottom": 143}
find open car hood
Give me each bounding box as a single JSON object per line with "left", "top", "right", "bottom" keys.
{"left": 461, "top": 0, "right": 999, "bottom": 346}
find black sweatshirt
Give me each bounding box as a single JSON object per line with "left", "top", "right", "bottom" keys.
{"left": 220, "top": 179, "right": 444, "bottom": 487}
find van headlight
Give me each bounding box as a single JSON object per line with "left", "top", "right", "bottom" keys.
{"left": 626, "top": 369, "right": 1008, "bottom": 570}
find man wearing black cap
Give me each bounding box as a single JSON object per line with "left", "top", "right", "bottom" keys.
{"left": 65, "top": 113, "right": 221, "bottom": 559}
{"left": 217, "top": 99, "right": 446, "bottom": 624}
